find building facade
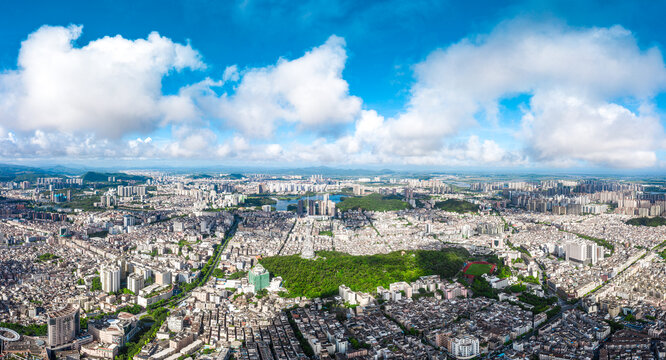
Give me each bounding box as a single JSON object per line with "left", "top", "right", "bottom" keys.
{"left": 47, "top": 304, "right": 80, "bottom": 347}
{"left": 449, "top": 334, "right": 480, "bottom": 360}
{"left": 100, "top": 266, "right": 121, "bottom": 293}
{"left": 248, "top": 264, "right": 270, "bottom": 292}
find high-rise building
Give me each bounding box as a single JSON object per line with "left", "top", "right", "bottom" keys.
{"left": 587, "top": 243, "right": 598, "bottom": 265}
{"left": 117, "top": 258, "right": 132, "bottom": 281}
{"left": 565, "top": 242, "right": 586, "bottom": 263}
{"left": 127, "top": 273, "right": 144, "bottom": 294}
{"left": 123, "top": 215, "right": 136, "bottom": 227}
{"left": 47, "top": 304, "right": 80, "bottom": 348}
{"left": 448, "top": 334, "right": 480, "bottom": 359}
{"left": 155, "top": 270, "right": 172, "bottom": 286}
{"left": 100, "top": 265, "right": 121, "bottom": 293}
{"left": 248, "top": 264, "right": 270, "bottom": 292}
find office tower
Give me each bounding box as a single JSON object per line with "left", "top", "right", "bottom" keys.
{"left": 100, "top": 265, "right": 121, "bottom": 293}
{"left": 47, "top": 304, "right": 80, "bottom": 347}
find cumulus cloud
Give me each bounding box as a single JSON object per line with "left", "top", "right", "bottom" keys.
{"left": 1, "top": 22, "right": 665, "bottom": 168}
{"left": 0, "top": 25, "right": 203, "bottom": 139}
{"left": 222, "top": 65, "right": 240, "bottom": 82}
{"left": 387, "top": 21, "right": 666, "bottom": 167}
{"left": 166, "top": 127, "right": 219, "bottom": 158}
{"left": 202, "top": 35, "right": 362, "bottom": 137}
{"left": 259, "top": 109, "right": 521, "bottom": 166}
{"left": 522, "top": 93, "right": 663, "bottom": 168}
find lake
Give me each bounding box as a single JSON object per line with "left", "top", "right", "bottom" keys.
{"left": 274, "top": 194, "right": 345, "bottom": 211}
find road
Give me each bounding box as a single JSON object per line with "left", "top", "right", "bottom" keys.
{"left": 485, "top": 249, "right": 654, "bottom": 358}
{"left": 133, "top": 215, "right": 239, "bottom": 320}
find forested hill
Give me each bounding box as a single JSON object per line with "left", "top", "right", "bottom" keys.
{"left": 82, "top": 171, "right": 148, "bottom": 183}
{"left": 260, "top": 248, "right": 470, "bottom": 298}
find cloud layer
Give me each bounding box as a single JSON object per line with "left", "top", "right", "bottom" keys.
{"left": 0, "top": 25, "right": 203, "bottom": 139}
{"left": 0, "top": 22, "right": 665, "bottom": 168}
{"left": 378, "top": 22, "right": 666, "bottom": 167}
{"left": 207, "top": 35, "right": 361, "bottom": 137}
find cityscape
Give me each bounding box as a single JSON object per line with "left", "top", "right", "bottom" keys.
{"left": 1, "top": 171, "right": 666, "bottom": 360}
{"left": 1, "top": 1, "right": 666, "bottom": 360}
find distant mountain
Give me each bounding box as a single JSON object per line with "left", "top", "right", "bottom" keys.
{"left": 261, "top": 166, "right": 398, "bottom": 177}
{"left": 40, "top": 165, "right": 83, "bottom": 175}
{"left": 0, "top": 163, "right": 60, "bottom": 182}
{"left": 82, "top": 171, "right": 148, "bottom": 183}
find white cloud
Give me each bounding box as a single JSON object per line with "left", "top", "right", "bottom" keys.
{"left": 1, "top": 22, "right": 665, "bottom": 168}
{"left": 222, "top": 65, "right": 240, "bottom": 82}
{"left": 166, "top": 127, "right": 218, "bottom": 158}
{"left": 522, "top": 93, "right": 662, "bottom": 168}
{"left": 384, "top": 21, "right": 666, "bottom": 167}
{"left": 464, "top": 135, "right": 508, "bottom": 163}
{"left": 258, "top": 110, "right": 522, "bottom": 166}
{"left": 0, "top": 25, "right": 203, "bottom": 139}
{"left": 204, "top": 35, "right": 362, "bottom": 137}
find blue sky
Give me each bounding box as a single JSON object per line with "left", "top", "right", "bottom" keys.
{"left": 0, "top": 0, "right": 665, "bottom": 170}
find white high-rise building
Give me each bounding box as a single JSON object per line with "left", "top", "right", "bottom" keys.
{"left": 123, "top": 215, "right": 136, "bottom": 227}
{"left": 155, "top": 270, "right": 172, "bottom": 286}
{"left": 565, "top": 242, "right": 586, "bottom": 263}
{"left": 100, "top": 265, "right": 121, "bottom": 293}
{"left": 449, "top": 334, "right": 480, "bottom": 359}
{"left": 127, "top": 273, "right": 144, "bottom": 294}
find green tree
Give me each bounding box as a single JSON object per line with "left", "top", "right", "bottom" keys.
{"left": 91, "top": 277, "right": 102, "bottom": 291}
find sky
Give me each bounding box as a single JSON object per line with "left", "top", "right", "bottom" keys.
{"left": 1, "top": 0, "right": 666, "bottom": 171}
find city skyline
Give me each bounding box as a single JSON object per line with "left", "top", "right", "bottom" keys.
{"left": 1, "top": 0, "right": 666, "bottom": 170}
{"left": 3, "top": 3, "right": 666, "bottom": 358}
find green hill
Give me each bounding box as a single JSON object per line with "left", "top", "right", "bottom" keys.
{"left": 82, "top": 171, "right": 148, "bottom": 183}
{"left": 188, "top": 174, "right": 213, "bottom": 179}
{"left": 0, "top": 164, "right": 54, "bottom": 182}
{"left": 434, "top": 199, "right": 479, "bottom": 214}
{"left": 336, "top": 193, "right": 410, "bottom": 212}
{"left": 260, "top": 248, "right": 469, "bottom": 298}
{"left": 626, "top": 217, "right": 666, "bottom": 227}
{"left": 222, "top": 173, "right": 245, "bottom": 180}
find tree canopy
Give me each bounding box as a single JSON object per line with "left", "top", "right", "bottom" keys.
{"left": 336, "top": 193, "right": 410, "bottom": 212}
{"left": 626, "top": 217, "right": 666, "bottom": 227}
{"left": 260, "top": 248, "right": 469, "bottom": 298}
{"left": 433, "top": 199, "right": 479, "bottom": 213}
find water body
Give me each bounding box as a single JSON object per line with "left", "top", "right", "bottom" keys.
{"left": 273, "top": 194, "right": 345, "bottom": 211}
{"left": 450, "top": 181, "right": 471, "bottom": 188}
